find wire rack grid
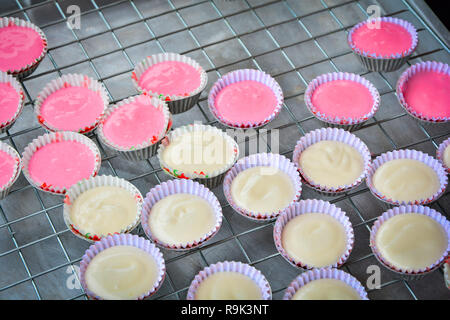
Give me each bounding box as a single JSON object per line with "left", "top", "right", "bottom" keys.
{"left": 0, "top": 0, "right": 449, "bottom": 300}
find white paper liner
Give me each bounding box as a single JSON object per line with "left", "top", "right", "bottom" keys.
{"left": 396, "top": 61, "right": 450, "bottom": 123}
{"left": 304, "top": 72, "right": 380, "bottom": 128}
{"left": 292, "top": 127, "right": 371, "bottom": 194}
{"left": 437, "top": 137, "right": 450, "bottom": 174}
{"left": 274, "top": 200, "right": 354, "bottom": 270}
{"left": 370, "top": 205, "right": 450, "bottom": 276}
{"left": 444, "top": 259, "right": 450, "bottom": 289}
{"left": 366, "top": 149, "right": 448, "bottom": 206}
{"left": 141, "top": 179, "right": 222, "bottom": 250}
{"left": 0, "top": 141, "right": 21, "bottom": 200}
{"left": 0, "top": 71, "right": 25, "bottom": 133}
{"left": 283, "top": 268, "right": 368, "bottom": 300}
{"left": 22, "top": 131, "right": 102, "bottom": 195}
{"left": 0, "top": 17, "right": 48, "bottom": 79}
{"left": 208, "top": 69, "right": 284, "bottom": 129}
{"left": 186, "top": 260, "right": 272, "bottom": 300}
{"left": 223, "top": 153, "right": 302, "bottom": 222}
{"left": 34, "top": 74, "right": 109, "bottom": 134}
{"left": 63, "top": 175, "right": 143, "bottom": 242}
{"left": 79, "top": 234, "right": 166, "bottom": 300}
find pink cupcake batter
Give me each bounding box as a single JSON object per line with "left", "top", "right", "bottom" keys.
{"left": 214, "top": 80, "right": 278, "bottom": 123}
{"left": 351, "top": 21, "right": 412, "bottom": 56}
{"left": 138, "top": 60, "right": 201, "bottom": 96}
{"left": 0, "top": 150, "right": 16, "bottom": 188}
{"left": 102, "top": 95, "right": 166, "bottom": 148}
{"left": 0, "top": 82, "right": 20, "bottom": 124}
{"left": 311, "top": 80, "right": 374, "bottom": 119}
{"left": 28, "top": 141, "right": 95, "bottom": 189}
{"left": 39, "top": 86, "right": 104, "bottom": 131}
{"left": 403, "top": 70, "right": 450, "bottom": 118}
{"left": 0, "top": 25, "right": 44, "bottom": 72}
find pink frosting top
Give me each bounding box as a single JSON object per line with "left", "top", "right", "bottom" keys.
{"left": 0, "top": 25, "right": 44, "bottom": 72}
{"left": 403, "top": 70, "right": 450, "bottom": 118}
{"left": 39, "top": 86, "right": 105, "bottom": 132}
{"left": 214, "top": 80, "right": 278, "bottom": 123}
{"left": 311, "top": 80, "right": 374, "bottom": 119}
{"left": 0, "top": 82, "right": 20, "bottom": 124}
{"left": 102, "top": 95, "right": 166, "bottom": 148}
{"left": 351, "top": 21, "right": 412, "bottom": 56}
{"left": 28, "top": 141, "right": 95, "bottom": 189}
{"left": 0, "top": 150, "right": 16, "bottom": 188}
{"left": 138, "top": 60, "right": 201, "bottom": 96}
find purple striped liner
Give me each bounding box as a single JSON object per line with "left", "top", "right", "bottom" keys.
{"left": 0, "top": 17, "right": 48, "bottom": 79}
{"left": 292, "top": 128, "right": 371, "bottom": 196}
{"left": 305, "top": 72, "right": 380, "bottom": 131}
{"left": 396, "top": 61, "right": 450, "bottom": 123}
{"left": 283, "top": 268, "right": 368, "bottom": 300}
{"left": 97, "top": 94, "right": 171, "bottom": 161}
{"left": 437, "top": 137, "right": 450, "bottom": 174}
{"left": 79, "top": 234, "right": 166, "bottom": 300}
{"left": 0, "top": 71, "right": 25, "bottom": 133}
{"left": 366, "top": 149, "right": 448, "bottom": 206}
{"left": 63, "top": 175, "right": 143, "bottom": 242}
{"left": 141, "top": 179, "right": 222, "bottom": 251}
{"left": 132, "top": 53, "right": 208, "bottom": 114}
{"left": 208, "top": 69, "right": 284, "bottom": 129}
{"left": 370, "top": 205, "right": 450, "bottom": 280}
{"left": 348, "top": 17, "right": 418, "bottom": 72}
{"left": 34, "top": 74, "right": 109, "bottom": 134}
{"left": 186, "top": 261, "right": 272, "bottom": 300}
{"left": 223, "top": 153, "right": 302, "bottom": 222}
{"left": 274, "top": 200, "right": 354, "bottom": 270}
{"left": 0, "top": 141, "right": 21, "bottom": 200}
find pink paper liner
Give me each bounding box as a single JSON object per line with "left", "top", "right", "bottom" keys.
{"left": 366, "top": 149, "right": 448, "bottom": 206}
{"left": 283, "top": 268, "right": 368, "bottom": 300}
{"left": 0, "top": 71, "right": 25, "bottom": 133}
{"left": 223, "top": 153, "right": 302, "bottom": 222}
{"left": 34, "top": 74, "right": 109, "bottom": 134}
{"left": 79, "top": 234, "right": 166, "bottom": 300}
{"left": 0, "top": 17, "right": 48, "bottom": 78}
{"left": 186, "top": 260, "right": 272, "bottom": 300}
{"left": 21, "top": 131, "right": 102, "bottom": 195}
{"left": 396, "top": 61, "right": 450, "bottom": 123}
{"left": 208, "top": 69, "right": 284, "bottom": 128}
{"left": 292, "top": 127, "right": 371, "bottom": 194}
{"left": 370, "top": 205, "right": 450, "bottom": 275}
{"left": 274, "top": 200, "right": 354, "bottom": 270}
{"left": 63, "top": 175, "right": 144, "bottom": 242}
{"left": 305, "top": 72, "right": 380, "bottom": 126}
{"left": 141, "top": 179, "right": 222, "bottom": 250}
{"left": 0, "top": 141, "right": 21, "bottom": 199}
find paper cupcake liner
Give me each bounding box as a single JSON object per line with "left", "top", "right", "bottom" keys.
{"left": 141, "top": 179, "right": 222, "bottom": 250}
{"left": 186, "top": 260, "right": 272, "bottom": 300}
{"left": 22, "top": 131, "right": 102, "bottom": 195}
{"left": 292, "top": 127, "right": 371, "bottom": 195}
{"left": 0, "top": 141, "right": 21, "bottom": 200}
{"left": 79, "top": 234, "right": 166, "bottom": 300}
{"left": 132, "top": 53, "right": 208, "bottom": 114}
{"left": 274, "top": 200, "right": 354, "bottom": 270}
{"left": 366, "top": 149, "right": 448, "bottom": 206}
{"left": 437, "top": 137, "right": 450, "bottom": 174}
{"left": 370, "top": 205, "right": 450, "bottom": 279}
{"left": 444, "top": 259, "right": 450, "bottom": 289}
{"left": 34, "top": 74, "right": 109, "bottom": 134}
{"left": 157, "top": 123, "right": 240, "bottom": 189}
{"left": 97, "top": 93, "right": 170, "bottom": 161}
{"left": 0, "top": 71, "right": 25, "bottom": 133}
{"left": 223, "top": 153, "right": 302, "bottom": 222}
{"left": 0, "top": 17, "right": 48, "bottom": 79}
{"left": 305, "top": 72, "right": 380, "bottom": 130}
{"left": 396, "top": 61, "right": 450, "bottom": 123}
{"left": 208, "top": 69, "right": 284, "bottom": 129}
{"left": 283, "top": 268, "right": 368, "bottom": 300}
{"left": 348, "top": 17, "right": 418, "bottom": 72}
{"left": 63, "top": 175, "right": 143, "bottom": 242}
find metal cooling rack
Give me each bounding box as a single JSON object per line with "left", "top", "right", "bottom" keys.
{"left": 0, "top": 0, "right": 449, "bottom": 300}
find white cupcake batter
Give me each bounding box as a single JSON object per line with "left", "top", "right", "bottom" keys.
{"left": 443, "top": 145, "right": 450, "bottom": 169}
{"left": 291, "top": 278, "right": 361, "bottom": 300}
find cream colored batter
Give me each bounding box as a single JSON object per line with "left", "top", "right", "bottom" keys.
{"left": 291, "top": 278, "right": 361, "bottom": 300}
{"left": 443, "top": 145, "right": 450, "bottom": 169}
